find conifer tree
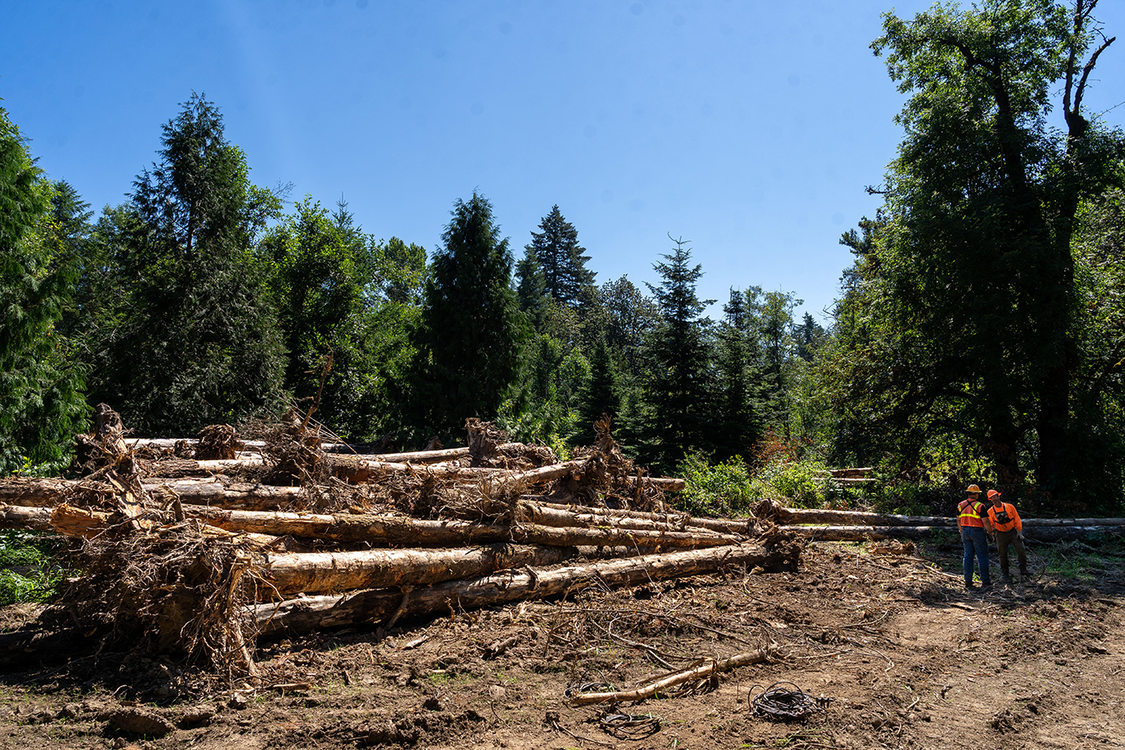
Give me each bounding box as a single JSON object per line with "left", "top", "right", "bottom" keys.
{"left": 103, "top": 94, "right": 285, "bottom": 434}
{"left": 526, "top": 205, "right": 595, "bottom": 309}
{"left": 413, "top": 193, "right": 523, "bottom": 439}
{"left": 639, "top": 236, "right": 714, "bottom": 470}
{"left": 0, "top": 108, "right": 86, "bottom": 469}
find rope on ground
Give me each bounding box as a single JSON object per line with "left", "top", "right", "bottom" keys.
{"left": 599, "top": 711, "right": 661, "bottom": 739}
{"left": 748, "top": 681, "right": 832, "bottom": 721}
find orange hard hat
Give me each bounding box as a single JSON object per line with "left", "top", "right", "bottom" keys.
{"left": 987, "top": 489, "right": 1002, "bottom": 500}
{"left": 966, "top": 484, "right": 981, "bottom": 494}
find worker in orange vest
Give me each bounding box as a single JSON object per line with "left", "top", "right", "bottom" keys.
{"left": 986, "top": 489, "right": 1028, "bottom": 583}
{"left": 958, "top": 484, "right": 992, "bottom": 589}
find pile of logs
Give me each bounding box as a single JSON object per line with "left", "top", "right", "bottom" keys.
{"left": 0, "top": 414, "right": 803, "bottom": 667}
{"left": 2, "top": 410, "right": 1121, "bottom": 672}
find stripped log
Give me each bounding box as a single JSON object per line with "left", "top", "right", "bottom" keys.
{"left": 782, "top": 524, "right": 1120, "bottom": 542}
{"left": 261, "top": 544, "right": 578, "bottom": 596}
{"left": 518, "top": 501, "right": 748, "bottom": 537}
{"left": 779, "top": 508, "right": 955, "bottom": 527}
{"left": 568, "top": 648, "right": 775, "bottom": 706}
{"left": 253, "top": 542, "right": 795, "bottom": 635}
{"left": 530, "top": 500, "right": 751, "bottom": 535}
{"left": 173, "top": 507, "right": 742, "bottom": 550}
{"left": 46, "top": 504, "right": 279, "bottom": 548}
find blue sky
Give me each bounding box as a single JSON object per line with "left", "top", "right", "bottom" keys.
{"left": 3, "top": 0, "right": 1124, "bottom": 323}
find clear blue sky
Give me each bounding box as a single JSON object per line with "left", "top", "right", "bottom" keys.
{"left": 3, "top": 1, "right": 1124, "bottom": 323}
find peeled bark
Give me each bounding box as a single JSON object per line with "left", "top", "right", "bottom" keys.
{"left": 254, "top": 542, "right": 794, "bottom": 636}
{"left": 260, "top": 544, "right": 578, "bottom": 596}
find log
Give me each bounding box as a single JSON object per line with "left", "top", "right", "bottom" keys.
{"left": 782, "top": 524, "right": 1122, "bottom": 542}
{"left": 778, "top": 508, "right": 955, "bottom": 527}
{"left": 183, "top": 506, "right": 505, "bottom": 545}
{"left": 517, "top": 501, "right": 747, "bottom": 537}
{"left": 328, "top": 457, "right": 588, "bottom": 485}
{"left": 0, "top": 504, "right": 54, "bottom": 531}
{"left": 253, "top": 542, "right": 795, "bottom": 635}
{"left": 178, "top": 507, "right": 742, "bottom": 550}
{"left": 262, "top": 544, "right": 578, "bottom": 596}
{"left": 530, "top": 500, "right": 751, "bottom": 535}
{"left": 567, "top": 648, "right": 774, "bottom": 706}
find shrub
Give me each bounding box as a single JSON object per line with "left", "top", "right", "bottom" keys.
{"left": 676, "top": 453, "right": 755, "bottom": 517}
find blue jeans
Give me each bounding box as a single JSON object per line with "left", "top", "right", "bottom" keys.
{"left": 961, "top": 527, "right": 990, "bottom": 586}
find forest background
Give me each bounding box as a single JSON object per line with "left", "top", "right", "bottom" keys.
{"left": 3, "top": 0, "right": 1125, "bottom": 522}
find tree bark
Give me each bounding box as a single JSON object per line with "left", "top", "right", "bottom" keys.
{"left": 261, "top": 544, "right": 578, "bottom": 596}
{"left": 253, "top": 541, "right": 796, "bottom": 636}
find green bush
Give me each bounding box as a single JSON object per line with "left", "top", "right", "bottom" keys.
{"left": 749, "top": 456, "right": 835, "bottom": 509}
{"left": 676, "top": 453, "right": 755, "bottom": 517}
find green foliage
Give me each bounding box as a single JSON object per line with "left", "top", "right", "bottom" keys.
{"left": 0, "top": 107, "right": 87, "bottom": 471}
{"left": 412, "top": 192, "right": 524, "bottom": 440}
{"left": 814, "top": 1, "right": 1125, "bottom": 502}
{"left": 749, "top": 455, "right": 833, "bottom": 509}
{"left": 637, "top": 237, "right": 715, "bottom": 471}
{"left": 84, "top": 94, "right": 286, "bottom": 435}
{"left": 0, "top": 530, "right": 66, "bottom": 605}
{"left": 675, "top": 453, "right": 755, "bottom": 517}
{"left": 261, "top": 198, "right": 424, "bottom": 439}
{"left": 526, "top": 205, "right": 595, "bottom": 310}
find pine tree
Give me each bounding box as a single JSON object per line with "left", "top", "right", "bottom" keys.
{"left": 527, "top": 205, "right": 595, "bottom": 309}
{"left": 515, "top": 245, "right": 548, "bottom": 329}
{"left": 640, "top": 236, "right": 714, "bottom": 470}
{"left": 413, "top": 193, "right": 523, "bottom": 439}
{"left": 713, "top": 289, "right": 756, "bottom": 460}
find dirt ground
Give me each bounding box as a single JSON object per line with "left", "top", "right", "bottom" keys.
{"left": 2, "top": 536, "right": 1123, "bottom": 750}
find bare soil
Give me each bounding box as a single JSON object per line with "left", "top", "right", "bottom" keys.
{"left": 2, "top": 537, "right": 1123, "bottom": 750}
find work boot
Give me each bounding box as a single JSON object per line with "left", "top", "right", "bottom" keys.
{"left": 964, "top": 581, "right": 975, "bottom": 590}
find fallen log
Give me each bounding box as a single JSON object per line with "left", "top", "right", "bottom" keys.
{"left": 46, "top": 505, "right": 279, "bottom": 548}
{"left": 174, "top": 506, "right": 743, "bottom": 550}
{"left": 0, "top": 504, "right": 54, "bottom": 531}
{"left": 782, "top": 524, "right": 1121, "bottom": 542}
{"left": 531, "top": 500, "right": 751, "bottom": 535}
{"left": 253, "top": 542, "right": 797, "bottom": 636}
{"left": 261, "top": 544, "right": 578, "bottom": 596}
{"left": 778, "top": 508, "right": 955, "bottom": 527}
{"left": 567, "top": 647, "right": 775, "bottom": 706}
{"left": 517, "top": 501, "right": 747, "bottom": 537}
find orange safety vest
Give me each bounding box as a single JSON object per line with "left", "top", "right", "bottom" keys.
{"left": 987, "top": 502, "right": 1021, "bottom": 533}
{"left": 958, "top": 498, "right": 987, "bottom": 529}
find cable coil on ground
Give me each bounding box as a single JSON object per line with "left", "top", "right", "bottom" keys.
{"left": 748, "top": 681, "right": 832, "bottom": 721}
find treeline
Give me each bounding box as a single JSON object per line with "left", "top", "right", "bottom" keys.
{"left": 2, "top": 1, "right": 1124, "bottom": 513}
{"left": 0, "top": 95, "right": 820, "bottom": 477}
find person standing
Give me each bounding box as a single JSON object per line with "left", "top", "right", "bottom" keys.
{"left": 986, "top": 489, "right": 1028, "bottom": 583}
{"left": 958, "top": 484, "right": 992, "bottom": 589}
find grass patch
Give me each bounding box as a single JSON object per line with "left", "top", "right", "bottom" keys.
{"left": 0, "top": 529, "right": 67, "bottom": 605}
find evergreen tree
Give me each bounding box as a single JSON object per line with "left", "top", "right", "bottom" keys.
{"left": 413, "top": 192, "right": 523, "bottom": 439}
{"left": 102, "top": 93, "right": 285, "bottom": 434}
{"left": 713, "top": 289, "right": 756, "bottom": 460}
{"left": 574, "top": 337, "right": 621, "bottom": 445}
{"left": 526, "top": 205, "right": 595, "bottom": 309}
{"left": 639, "top": 236, "right": 714, "bottom": 470}
{"left": 515, "top": 245, "right": 548, "bottom": 329}
{"left": 0, "top": 108, "right": 86, "bottom": 469}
